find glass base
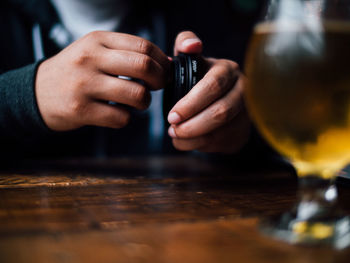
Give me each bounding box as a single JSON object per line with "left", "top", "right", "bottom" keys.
{"left": 260, "top": 213, "right": 350, "bottom": 249}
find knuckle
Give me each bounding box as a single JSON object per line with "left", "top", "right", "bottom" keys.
{"left": 133, "top": 87, "right": 150, "bottom": 109}
{"left": 133, "top": 86, "right": 147, "bottom": 102}
{"left": 84, "top": 31, "right": 102, "bottom": 42}
{"left": 220, "top": 59, "right": 240, "bottom": 72}
{"left": 117, "top": 112, "right": 131, "bottom": 128}
{"left": 101, "top": 109, "right": 130, "bottom": 129}
{"left": 69, "top": 99, "right": 86, "bottom": 117}
{"left": 135, "top": 55, "right": 153, "bottom": 74}
{"left": 230, "top": 61, "right": 240, "bottom": 71}
{"left": 74, "top": 78, "right": 87, "bottom": 90}
{"left": 137, "top": 39, "right": 154, "bottom": 55}
{"left": 212, "top": 103, "right": 231, "bottom": 123}
{"left": 207, "top": 75, "right": 226, "bottom": 96}
{"left": 73, "top": 48, "right": 92, "bottom": 66}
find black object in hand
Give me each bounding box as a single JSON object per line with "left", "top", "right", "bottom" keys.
{"left": 163, "top": 53, "right": 205, "bottom": 120}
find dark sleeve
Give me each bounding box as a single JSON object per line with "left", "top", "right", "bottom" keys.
{"left": 0, "top": 62, "right": 50, "bottom": 142}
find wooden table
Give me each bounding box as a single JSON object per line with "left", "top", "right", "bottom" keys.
{"left": 0, "top": 156, "right": 350, "bottom": 263}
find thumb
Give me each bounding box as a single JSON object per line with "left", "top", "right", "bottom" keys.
{"left": 173, "top": 31, "right": 203, "bottom": 56}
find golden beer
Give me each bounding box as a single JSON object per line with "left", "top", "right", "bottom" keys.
{"left": 245, "top": 21, "right": 350, "bottom": 178}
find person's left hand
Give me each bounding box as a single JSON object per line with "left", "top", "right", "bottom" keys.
{"left": 167, "top": 31, "right": 251, "bottom": 154}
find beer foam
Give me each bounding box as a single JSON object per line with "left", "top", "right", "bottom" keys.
{"left": 255, "top": 20, "right": 350, "bottom": 34}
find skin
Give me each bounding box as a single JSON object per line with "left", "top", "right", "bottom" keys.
{"left": 36, "top": 31, "right": 170, "bottom": 131}
{"left": 169, "top": 31, "right": 251, "bottom": 154}
{"left": 35, "top": 30, "right": 251, "bottom": 154}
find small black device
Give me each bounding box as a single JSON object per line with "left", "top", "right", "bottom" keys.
{"left": 163, "top": 53, "right": 205, "bottom": 120}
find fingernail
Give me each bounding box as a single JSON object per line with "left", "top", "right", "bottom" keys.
{"left": 168, "top": 126, "right": 177, "bottom": 138}
{"left": 168, "top": 112, "right": 181, "bottom": 124}
{"left": 182, "top": 38, "right": 201, "bottom": 48}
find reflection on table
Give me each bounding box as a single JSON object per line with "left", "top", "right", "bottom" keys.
{"left": 0, "top": 156, "right": 349, "bottom": 263}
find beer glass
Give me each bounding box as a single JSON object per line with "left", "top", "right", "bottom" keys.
{"left": 245, "top": 0, "right": 350, "bottom": 248}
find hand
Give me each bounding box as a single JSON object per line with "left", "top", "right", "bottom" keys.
{"left": 35, "top": 31, "right": 170, "bottom": 131}
{"left": 167, "top": 31, "right": 251, "bottom": 154}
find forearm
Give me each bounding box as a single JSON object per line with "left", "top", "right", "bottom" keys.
{"left": 0, "top": 62, "right": 50, "bottom": 141}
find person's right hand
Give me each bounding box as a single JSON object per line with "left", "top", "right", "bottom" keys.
{"left": 35, "top": 31, "right": 170, "bottom": 131}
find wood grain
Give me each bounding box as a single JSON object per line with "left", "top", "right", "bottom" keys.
{"left": 0, "top": 156, "right": 349, "bottom": 263}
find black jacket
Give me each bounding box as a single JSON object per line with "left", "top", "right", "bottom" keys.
{"left": 0, "top": 0, "right": 266, "bottom": 158}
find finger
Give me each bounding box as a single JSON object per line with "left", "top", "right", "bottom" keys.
{"left": 171, "top": 110, "right": 251, "bottom": 153}
{"left": 168, "top": 60, "right": 240, "bottom": 124}
{"left": 97, "top": 49, "right": 165, "bottom": 90}
{"left": 171, "top": 133, "right": 214, "bottom": 152}
{"left": 174, "top": 31, "right": 203, "bottom": 56}
{"left": 87, "top": 74, "right": 151, "bottom": 110}
{"left": 86, "top": 31, "right": 170, "bottom": 71}
{"left": 197, "top": 110, "right": 251, "bottom": 153}
{"left": 84, "top": 101, "right": 131, "bottom": 129}
{"left": 169, "top": 75, "right": 246, "bottom": 139}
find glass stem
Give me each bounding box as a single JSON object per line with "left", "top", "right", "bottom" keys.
{"left": 295, "top": 176, "right": 339, "bottom": 221}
